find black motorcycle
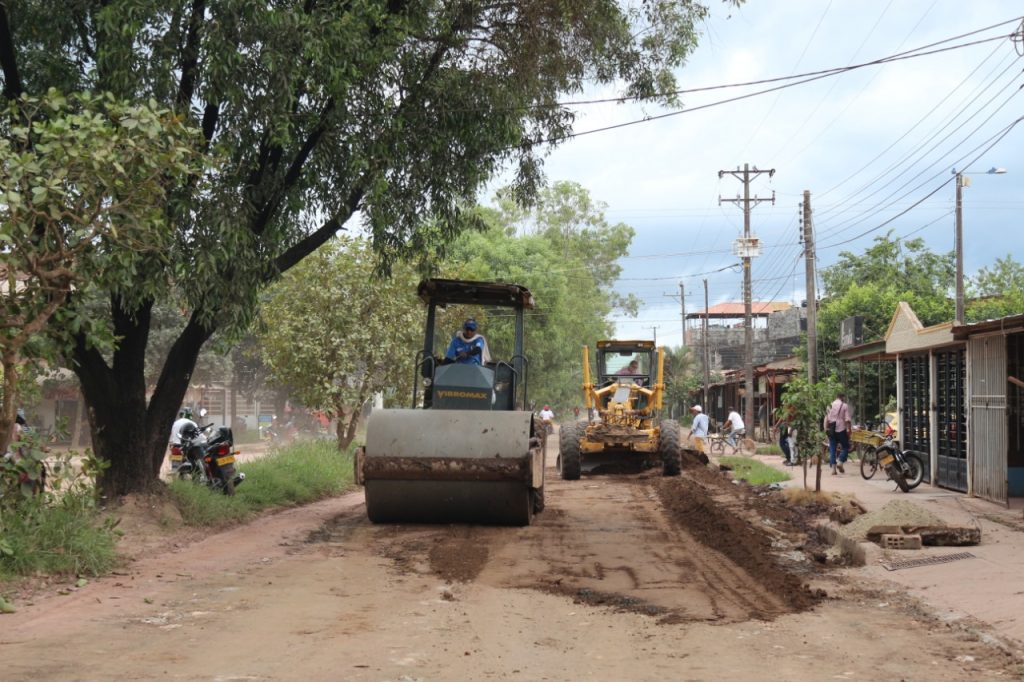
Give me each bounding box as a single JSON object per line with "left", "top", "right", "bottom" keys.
{"left": 868, "top": 426, "right": 925, "bottom": 493}
{"left": 178, "top": 423, "right": 246, "bottom": 495}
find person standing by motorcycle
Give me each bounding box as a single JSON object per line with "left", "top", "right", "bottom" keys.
{"left": 169, "top": 408, "right": 198, "bottom": 473}
{"left": 823, "top": 392, "right": 852, "bottom": 475}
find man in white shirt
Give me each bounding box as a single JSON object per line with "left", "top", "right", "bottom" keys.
{"left": 724, "top": 406, "right": 745, "bottom": 453}
{"left": 688, "top": 405, "right": 709, "bottom": 455}
{"left": 169, "top": 408, "right": 198, "bottom": 472}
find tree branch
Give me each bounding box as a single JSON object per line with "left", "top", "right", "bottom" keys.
{"left": 252, "top": 97, "right": 336, "bottom": 236}
{"left": 272, "top": 185, "right": 362, "bottom": 275}
{"left": 0, "top": 3, "right": 24, "bottom": 99}
{"left": 176, "top": 0, "right": 206, "bottom": 109}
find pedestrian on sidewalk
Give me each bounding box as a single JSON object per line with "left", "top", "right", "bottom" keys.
{"left": 774, "top": 405, "right": 796, "bottom": 466}
{"left": 688, "top": 405, "right": 709, "bottom": 455}
{"left": 823, "top": 391, "right": 852, "bottom": 475}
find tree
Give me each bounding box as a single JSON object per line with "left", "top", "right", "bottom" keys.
{"left": 663, "top": 345, "right": 701, "bottom": 419}
{"left": 445, "top": 184, "right": 635, "bottom": 410}
{"left": 258, "top": 238, "right": 421, "bottom": 450}
{"left": 2, "top": 0, "right": 733, "bottom": 496}
{"left": 778, "top": 375, "right": 840, "bottom": 492}
{"left": 816, "top": 232, "right": 953, "bottom": 422}
{"left": 967, "top": 255, "right": 1024, "bottom": 321}
{"left": 0, "top": 90, "right": 198, "bottom": 453}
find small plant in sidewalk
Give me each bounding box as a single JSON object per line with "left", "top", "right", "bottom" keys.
{"left": 778, "top": 375, "right": 842, "bottom": 492}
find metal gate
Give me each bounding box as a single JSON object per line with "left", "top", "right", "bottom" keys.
{"left": 901, "top": 354, "right": 931, "bottom": 483}
{"left": 969, "top": 336, "right": 1007, "bottom": 504}
{"left": 935, "top": 347, "right": 967, "bottom": 491}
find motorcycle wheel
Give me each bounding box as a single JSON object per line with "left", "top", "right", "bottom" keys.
{"left": 222, "top": 476, "right": 235, "bottom": 496}
{"left": 902, "top": 451, "right": 926, "bottom": 490}
{"left": 860, "top": 448, "right": 878, "bottom": 480}
{"left": 877, "top": 446, "right": 911, "bottom": 492}
{"left": 886, "top": 465, "right": 910, "bottom": 493}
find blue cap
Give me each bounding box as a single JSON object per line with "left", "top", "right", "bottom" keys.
{"left": 463, "top": 318, "right": 477, "bottom": 331}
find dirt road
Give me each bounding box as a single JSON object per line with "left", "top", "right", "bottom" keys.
{"left": 2, "top": 447, "right": 1019, "bottom": 680}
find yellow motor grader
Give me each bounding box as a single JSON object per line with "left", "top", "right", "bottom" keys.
{"left": 557, "top": 340, "right": 681, "bottom": 479}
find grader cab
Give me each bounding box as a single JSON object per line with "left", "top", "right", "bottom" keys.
{"left": 557, "top": 340, "right": 681, "bottom": 479}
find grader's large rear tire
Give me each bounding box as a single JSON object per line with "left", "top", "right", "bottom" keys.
{"left": 559, "top": 422, "right": 582, "bottom": 480}
{"left": 659, "top": 419, "right": 682, "bottom": 476}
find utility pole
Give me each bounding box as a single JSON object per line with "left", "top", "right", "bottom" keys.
{"left": 679, "top": 281, "right": 686, "bottom": 348}
{"left": 663, "top": 282, "right": 687, "bottom": 348}
{"left": 703, "top": 279, "right": 711, "bottom": 411}
{"left": 719, "top": 163, "right": 775, "bottom": 432}
{"left": 954, "top": 171, "right": 965, "bottom": 325}
{"left": 649, "top": 326, "right": 659, "bottom": 345}
{"left": 802, "top": 190, "right": 818, "bottom": 383}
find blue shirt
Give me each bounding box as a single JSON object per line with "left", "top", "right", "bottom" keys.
{"left": 446, "top": 333, "right": 487, "bottom": 365}
{"left": 691, "top": 413, "right": 709, "bottom": 438}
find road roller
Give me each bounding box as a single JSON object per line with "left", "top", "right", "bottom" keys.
{"left": 354, "top": 278, "right": 546, "bottom": 525}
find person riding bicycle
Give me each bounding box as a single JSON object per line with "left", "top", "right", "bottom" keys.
{"left": 724, "top": 406, "right": 745, "bottom": 452}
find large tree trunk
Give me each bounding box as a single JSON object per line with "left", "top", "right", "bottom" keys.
{"left": 71, "top": 298, "right": 214, "bottom": 498}
{"left": 0, "top": 355, "right": 19, "bottom": 455}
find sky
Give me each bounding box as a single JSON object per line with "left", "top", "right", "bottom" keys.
{"left": 509, "top": 1, "right": 1024, "bottom": 347}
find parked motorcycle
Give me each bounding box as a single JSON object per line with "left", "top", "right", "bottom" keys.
{"left": 178, "top": 423, "right": 246, "bottom": 495}
{"left": 867, "top": 423, "right": 925, "bottom": 493}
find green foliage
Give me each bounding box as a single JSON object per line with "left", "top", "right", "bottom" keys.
{"left": 0, "top": 89, "right": 200, "bottom": 338}
{"left": 967, "top": 255, "right": 1024, "bottom": 321}
{"left": 442, "top": 182, "right": 634, "bottom": 410}
{"left": 719, "top": 456, "right": 790, "bottom": 485}
{"left": 0, "top": 491, "right": 119, "bottom": 579}
{"left": 257, "top": 238, "right": 422, "bottom": 448}
{"left": 778, "top": 375, "right": 842, "bottom": 489}
{"left": 0, "top": 434, "right": 117, "bottom": 579}
{"left": 167, "top": 439, "right": 353, "bottom": 526}
{"left": 0, "top": 88, "right": 200, "bottom": 451}
{"left": 3, "top": 0, "right": 735, "bottom": 495}
{"left": 817, "top": 232, "right": 953, "bottom": 420}
{"left": 663, "top": 346, "right": 702, "bottom": 417}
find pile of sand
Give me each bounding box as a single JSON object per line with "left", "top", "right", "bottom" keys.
{"left": 840, "top": 499, "right": 946, "bottom": 541}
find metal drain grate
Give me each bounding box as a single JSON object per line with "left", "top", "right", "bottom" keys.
{"left": 881, "top": 552, "right": 975, "bottom": 571}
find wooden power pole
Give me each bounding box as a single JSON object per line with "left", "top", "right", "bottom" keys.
{"left": 802, "top": 190, "right": 818, "bottom": 384}
{"left": 719, "top": 164, "right": 775, "bottom": 432}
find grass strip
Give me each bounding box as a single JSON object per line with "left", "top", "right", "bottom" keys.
{"left": 719, "top": 456, "right": 791, "bottom": 486}
{"left": 168, "top": 439, "right": 354, "bottom": 527}
{"left": 0, "top": 492, "right": 119, "bottom": 580}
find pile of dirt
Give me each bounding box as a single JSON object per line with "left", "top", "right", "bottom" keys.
{"left": 680, "top": 447, "right": 710, "bottom": 468}
{"left": 109, "top": 493, "right": 187, "bottom": 561}
{"left": 654, "top": 472, "right": 826, "bottom": 613}
{"left": 428, "top": 533, "right": 490, "bottom": 583}
{"left": 841, "top": 500, "right": 947, "bottom": 541}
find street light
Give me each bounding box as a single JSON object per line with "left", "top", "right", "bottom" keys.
{"left": 952, "top": 166, "right": 1008, "bottom": 325}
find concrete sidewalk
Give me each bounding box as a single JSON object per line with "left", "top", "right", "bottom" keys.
{"left": 745, "top": 449, "right": 1024, "bottom": 651}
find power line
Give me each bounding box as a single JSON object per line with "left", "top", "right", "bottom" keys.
{"left": 500, "top": 28, "right": 1018, "bottom": 151}
{"left": 488, "top": 16, "right": 1022, "bottom": 111}
{"left": 819, "top": 115, "right": 1023, "bottom": 249}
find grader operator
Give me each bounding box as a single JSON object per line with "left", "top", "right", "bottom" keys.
{"left": 557, "top": 340, "right": 682, "bottom": 479}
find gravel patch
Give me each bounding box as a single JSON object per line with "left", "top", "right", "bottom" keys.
{"left": 840, "top": 499, "right": 947, "bottom": 541}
